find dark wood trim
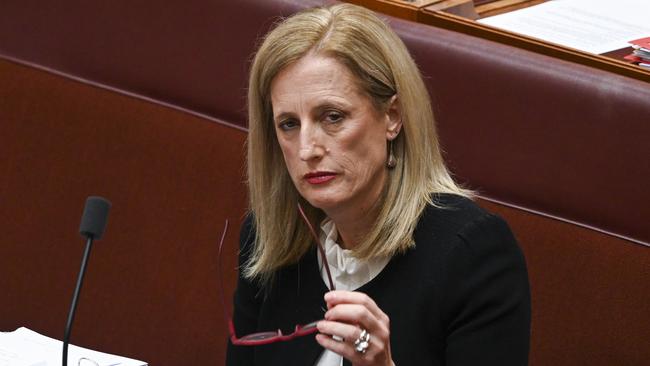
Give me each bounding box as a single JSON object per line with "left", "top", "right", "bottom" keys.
{"left": 344, "top": 0, "right": 650, "bottom": 83}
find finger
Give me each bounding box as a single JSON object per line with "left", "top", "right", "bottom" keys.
{"left": 325, "top": 303, "right": 377, "bottom": 328}
{"left": 325, "top": 291, "right": 386, "bottom": 321}
{"left": 325, "top": 303, "right": 391, "bottom": 339}
{"left": 317, "top": 319, "right": 360, "bottom": 342}
{"left": 315, "top": 332, "right": 368, "bottom": 363}
{"left": 316, "top": 327, "right": 384, "bottom": 365}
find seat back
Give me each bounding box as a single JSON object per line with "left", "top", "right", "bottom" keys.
{"left": 0, "top": 58, "right": 247, "bottom": 365}
{"left": 1, "top": 1, "right": 648, "bottom": 365}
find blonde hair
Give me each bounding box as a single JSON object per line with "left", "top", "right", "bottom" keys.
{"left": 245, "top": 3, "right": 470, "bottom": 282}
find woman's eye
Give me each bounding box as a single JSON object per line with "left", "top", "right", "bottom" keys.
{"left": 278, "top": 119, "right": 298, "bottom": 131}
{"left": 324, "top": 111, "right": 343, "bottom": 123}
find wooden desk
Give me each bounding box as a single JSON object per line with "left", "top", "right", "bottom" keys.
{"left": 346, "top": 0, "right": 650, "bottom": 82}
{"left": 474, "top": 0, "right": 547, "bottom": 17}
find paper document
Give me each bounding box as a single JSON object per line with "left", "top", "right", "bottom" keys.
{"left": 478, "top": 0, "right": 650, "bottom": 54}
{"left": 0, "top": 327, "right": 146, "bottom": 366}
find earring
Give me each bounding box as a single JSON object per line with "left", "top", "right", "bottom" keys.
{"left": 386, "top": 140, "right": 396, "bottom": 169}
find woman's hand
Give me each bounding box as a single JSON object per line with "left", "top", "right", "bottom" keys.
{"left": 316, "top": 290, "right": 395, "bottom": 366}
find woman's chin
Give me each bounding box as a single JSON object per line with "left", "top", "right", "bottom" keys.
{"left": 301, "top": 195, "right": 341, "bottom": 212}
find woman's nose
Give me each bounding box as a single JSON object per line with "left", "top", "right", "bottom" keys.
{"left": 299, "top": 142, "right": 326, "bottom": 161}
{"left": 298, "top": 126, "right": 326, "bottom": 161}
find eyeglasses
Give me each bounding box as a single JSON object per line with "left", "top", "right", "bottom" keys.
{"left": 217, "top": 203, "right": 335, "bottom": 346}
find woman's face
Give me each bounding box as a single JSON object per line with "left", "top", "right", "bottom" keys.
{"left": 270, "top": 54, "right": 400, "bottom": 217}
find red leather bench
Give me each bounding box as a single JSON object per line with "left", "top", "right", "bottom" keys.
{"left": 1, "top": 1, "right": 648, "bottom": 364}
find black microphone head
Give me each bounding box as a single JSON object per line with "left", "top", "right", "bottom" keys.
{"left": 79, "top": 196, "right": 111, "bottom": 240}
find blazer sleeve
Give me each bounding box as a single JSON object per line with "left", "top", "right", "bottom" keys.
{"left": 225, "top": 215, "right": 261, "bottom": 366}
{"left": 442, "top": 213, "right": 531, "bottom": 365}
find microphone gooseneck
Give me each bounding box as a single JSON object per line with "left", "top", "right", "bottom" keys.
{"left": 63, "top": 196, "right": 111, "bottom": 366}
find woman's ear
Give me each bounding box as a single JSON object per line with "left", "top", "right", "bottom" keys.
{"left": 385, "top": 94, "right": 402, "bottom": 141}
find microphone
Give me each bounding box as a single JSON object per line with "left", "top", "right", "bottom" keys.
{"left": 63, "top": 196, "right": 111, "bottom": 366}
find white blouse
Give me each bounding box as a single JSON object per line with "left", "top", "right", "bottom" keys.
{"left": 314, "top": 218, "right": 390, "bottom": 366}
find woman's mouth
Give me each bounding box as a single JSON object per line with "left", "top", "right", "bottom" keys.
{"left": 304, "top": 171, "right": 337, "bottom": 185}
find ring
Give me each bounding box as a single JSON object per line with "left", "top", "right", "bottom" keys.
{"left": 354, "top": 329, "right": 371, "bottom": 354}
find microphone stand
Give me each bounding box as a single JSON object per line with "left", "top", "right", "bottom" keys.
{"left": 63, "top": 236, "right": 94, "bottom": 366}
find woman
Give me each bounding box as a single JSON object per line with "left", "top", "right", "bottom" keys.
{"left": 226, "top": 4, "right": 530, "bottom": 366}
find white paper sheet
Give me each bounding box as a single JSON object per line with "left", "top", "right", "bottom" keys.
{"left": 478, "top": 0, "right": 650, "bottom": 54}
{"left": 0, "top": 327, "right": 146, "bottom": 366}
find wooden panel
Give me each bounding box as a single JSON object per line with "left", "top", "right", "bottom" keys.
{"left": 0, "top": 58, "right": 247, "bottom": 365}
{"left": 479, "top": 198, "right": 650, "bottom": 366}
{"left": 475, "top": 0, "right": 546, "bottom": 17}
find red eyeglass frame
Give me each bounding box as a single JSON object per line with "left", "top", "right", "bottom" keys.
{"left": 218, "top": 203, "right": 335, "bottom": 346}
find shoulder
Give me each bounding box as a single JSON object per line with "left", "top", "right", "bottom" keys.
{"left": 414, "top": 195, "right": 531, "bottom": 364}
{"left": 423, "top": 193, "right": 489, "bottom": 224}
{"left": 415, "top": 193, "right": 501, "bottom": 238}
{"left": 413, "top": 193, "right": 519, "bottom": 258}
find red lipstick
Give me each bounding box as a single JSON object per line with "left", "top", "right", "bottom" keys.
{"left": 304, "top": 171, "right": 337, "bottom": 185}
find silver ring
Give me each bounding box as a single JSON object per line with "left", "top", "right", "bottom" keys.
{"left": 354, "top": 329, "right": 371, "bottom": 354}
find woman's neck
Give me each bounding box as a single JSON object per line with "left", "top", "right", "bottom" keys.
{"left": 326, "top": 199, "right": 382, "bottom": 250}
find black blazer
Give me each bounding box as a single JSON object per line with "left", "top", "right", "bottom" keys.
{"left": 226, "top": 194, "right": 530, "bottom": 365}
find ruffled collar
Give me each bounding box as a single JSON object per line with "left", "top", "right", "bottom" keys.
{"left": 318, "top": 218, "right": 390, "bottom": 291}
